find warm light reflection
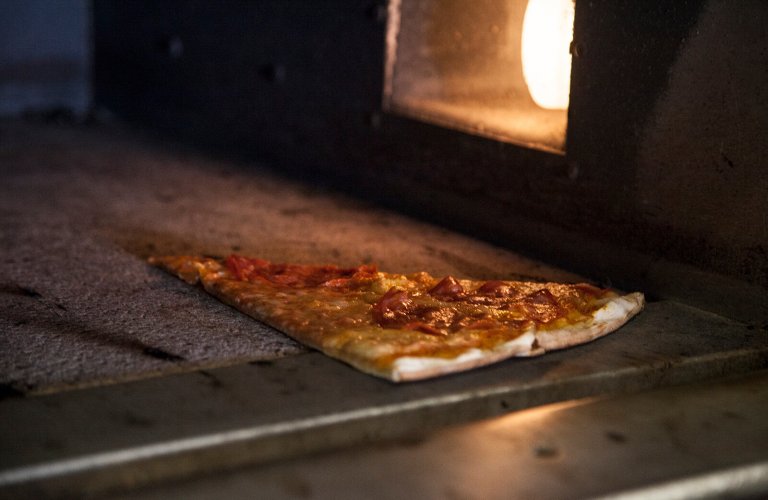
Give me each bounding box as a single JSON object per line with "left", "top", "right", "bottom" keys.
{"left": 521, "top": 0, "right": 575, "bottom": 110}
{"left": 483, "top": 398, "right": 593, "bottom": 431}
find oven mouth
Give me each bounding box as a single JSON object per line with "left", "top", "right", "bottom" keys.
{"left": 384, "top": 0, "right": 573, "bottom": 153}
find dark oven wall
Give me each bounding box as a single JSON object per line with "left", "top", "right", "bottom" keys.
{"left": 93, "top": 0, "right": 768, "bottom": 324}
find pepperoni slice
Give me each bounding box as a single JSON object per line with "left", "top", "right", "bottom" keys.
{"left": 372, "top": 288, "right": 414, "bottom": 326}
{"left": 428, "top": 276, "right": 465, "bottom": 300}
{"left": 226, "top": 255, "right": 376, "bottom": 288}
{"left": 518, "top": 289, "right": 564, "bottom": 323}
{"left": 476, "top": 280, "right": 510, "bottom": 296}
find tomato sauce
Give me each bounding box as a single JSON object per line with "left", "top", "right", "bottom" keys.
{"left": 225, "top": 256, "right": 607, "bottom": 338}
{"left": 372, "top": 277, "right": 605, "bottom": 335}
{"left": 226, "top": 255, "right": 377, "bottom": 289}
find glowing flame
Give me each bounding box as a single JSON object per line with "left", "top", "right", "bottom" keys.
{"left": 521, "top": 0, "right": 575, "bottom": 110}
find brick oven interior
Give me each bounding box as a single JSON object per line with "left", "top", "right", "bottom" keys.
{"left": 1, "top": 1, "right": 767, "bottom": 498}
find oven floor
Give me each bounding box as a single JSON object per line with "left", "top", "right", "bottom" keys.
{"left": 1, "top": 120, "right": 767, "bottom": 497}
{"left": 0, "top": 120, "right": 583, "bottom": 393}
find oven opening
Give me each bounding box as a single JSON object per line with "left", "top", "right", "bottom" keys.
{"left": 384, "top": 0, "right": 574, "bottom": 153}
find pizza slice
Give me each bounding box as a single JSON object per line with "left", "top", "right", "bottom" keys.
{"left": 149, "top": 255, "right": 644, "bottom": 382}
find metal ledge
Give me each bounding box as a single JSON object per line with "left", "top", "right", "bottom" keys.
{"left": 1, "top": 300, "right": 766, "bottom": 497}
{"left": 117, "top": 370, "right": 768, "bottom": 500}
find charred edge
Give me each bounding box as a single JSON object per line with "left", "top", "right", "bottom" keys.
{"left": 249, "top": 360, "right": 274, "bottom": 367}
{"left": 142, "top": 347, "right": 185, "bottom": 362}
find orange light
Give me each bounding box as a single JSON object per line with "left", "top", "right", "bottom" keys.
{"left": 521, "top": 0, "right": 575, "bottom": 110}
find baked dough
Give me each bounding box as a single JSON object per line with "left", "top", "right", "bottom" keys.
{"left": 150, "top": 255, "right": 644, "bottom": 382}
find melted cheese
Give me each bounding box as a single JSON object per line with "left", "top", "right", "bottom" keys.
{"left": 150, "top": 255, "right": 645, "bottom": 382}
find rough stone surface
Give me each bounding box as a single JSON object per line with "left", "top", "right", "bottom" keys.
{"left": 0, "top": 121, "right": 582, "bottom": 392}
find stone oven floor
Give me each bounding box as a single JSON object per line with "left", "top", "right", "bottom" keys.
{"left": 0, "top": 120, "right": 584, "bottom": 393}
{"left": 1, "top": 120, "right": 766, "bottom": 498}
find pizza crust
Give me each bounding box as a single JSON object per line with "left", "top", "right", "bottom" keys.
{"left": 534, "top": 292, "right": 644, "bottom": 351}
{"left": 385, "top": 293, "right": 643, "bottom": 381}
{"left": 389, "top": 329, "right": 541, "bottom": 382}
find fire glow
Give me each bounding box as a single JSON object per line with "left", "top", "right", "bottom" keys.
{"left": 385, "top": 0, "right": 575, "bottom": 152}
{"left": 521, "top": 0, "right": 575, "bottom": 110}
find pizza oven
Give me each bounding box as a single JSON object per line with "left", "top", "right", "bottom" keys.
{"left": 1, "top": 1, "right": 767, "bottom": 498}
